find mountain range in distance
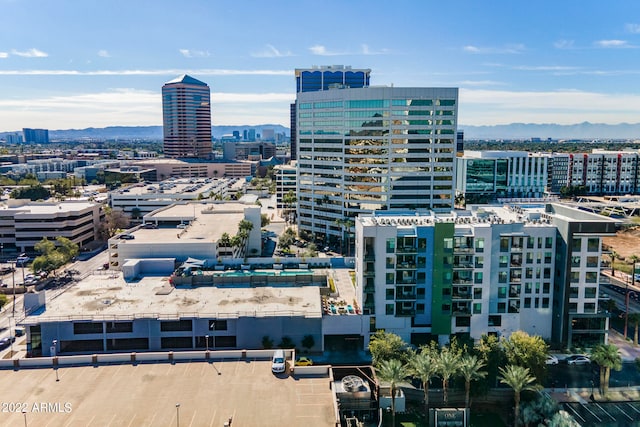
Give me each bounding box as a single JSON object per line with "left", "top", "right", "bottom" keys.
{"left": 3, "top": 122, "right": 640, "bottom": 141}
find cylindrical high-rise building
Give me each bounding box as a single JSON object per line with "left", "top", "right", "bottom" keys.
{"left": 162, "top": 75, "right": 212, "bottom": 159}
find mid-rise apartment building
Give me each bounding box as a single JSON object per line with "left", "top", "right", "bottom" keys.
{"left": 297, "top": 86, "right": 458, "bottom": 245}
{"left": 355, "top": 203, "right": 615, "bottom": 349}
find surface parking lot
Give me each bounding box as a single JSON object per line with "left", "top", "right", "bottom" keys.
{"left": 563, "top": 401, "right": 640, "bottom": 426}
{"left": 0, "top": 360, "right": 336, "bottom": 427}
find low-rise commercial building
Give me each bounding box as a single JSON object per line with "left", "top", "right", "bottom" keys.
{"left": 0, "top": 199, "right": 103, "bottom": 253}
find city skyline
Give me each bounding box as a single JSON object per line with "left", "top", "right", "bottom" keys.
{"left": 3, "top": 0, "right": 640, "bottom": 131}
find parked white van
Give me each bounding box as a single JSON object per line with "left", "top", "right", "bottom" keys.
{"left": 271, "top": 349, "right": 286, "bottom": 373}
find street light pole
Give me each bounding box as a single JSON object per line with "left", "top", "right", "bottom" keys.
{"left": 175, "top": 403, "right": 180, "bottom": 427}
{"left": 22, "top": 409, "right": 27, "bottom": 427}
{"left": 625, "top": 263, "right": 636, "bottom": 340}
{"left": 205, "top": 334, "right": 209, "bottom": 352}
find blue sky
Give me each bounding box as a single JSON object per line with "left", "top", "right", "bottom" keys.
{"left": 2, "top": 0, "right": 640, "bottom": 131}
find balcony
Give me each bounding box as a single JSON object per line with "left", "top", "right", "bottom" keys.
{"left": 396, "top": 262, "right": 417, "bottom": 270}
{"left": 364, "top": 252, "right": 376, "bottom": 261}
{"left": 396, "top": 309, "right": 416, "bottom": 317}
{"left": 396, "top": 246, "right": 417, "bottom": 254}
{"left": 363, "top": 270, "right": 376, "bottom": 277}
{"left": 364, "top": 283, "right": 375, "bottom": 292}
{"left": 395, "top": 292, "right": 417, "bottom": 301}
{"left": 453, "top": 246, "right": 474, "bottom": 254}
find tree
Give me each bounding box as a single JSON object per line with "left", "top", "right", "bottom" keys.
{"left": 34, "top": 237, "right": 56, "bottom": 256}
{"left": 590, "top": 343, "right": 622, "bottom": 396}
{"left": 376, "top": 359, "right": 410, "bottom": 427}
{"left": 502, "top": 331, "right": 549, "bottom": 382}
{"left": 475, "top": 334, "right": 505, "bottom": 388}
{"left": 131, "top": 207, "right": 142, "bottom": 219}
{"left": 301, "top": 335, "right": 315, "bottom": 351}
{"left": 436, "top": 347, "right": 461, "bottom": 406}
{"left": 409, "top": 350, "right": 438, "bottom": 416}
{"left": 218, "top": 233, "right": 232, "bottom": 248}
{"left": 519, "top": 394, "right": 559, "bottom": 427}
{"left": 55, "top": 237, "right": 79, "bottom": 261}
{"left": 98, "top": 207, "right": 130, "bottom": 240}
{"left": 368, "top": 330, "right": 410, "bottom": 367}
{"left": 547, "top": 411, "right": 580, "bottom": 427}
{"left": 609, "top": 250, "right": 620, "bottom": 277}
{"left": 628, "top": 312, "right": 640, "bottom": 346}
{"left": 261, "top": 213, "right": 270, "bottom": 228}
{"left": 458, "top": 354, "right": 487, "bottom": 409}
{"left": 283, "top": 190, "right": 297, "bottom": 223}
{"left": 499, "top": 365, "right": 538, "bottom": 427}
{"left": 0, "top": 294, "right": 7, "bottom": 311}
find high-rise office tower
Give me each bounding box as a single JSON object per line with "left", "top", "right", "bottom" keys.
{"left": 22, "top": 128, "right": 49, "bottom": 144}
{"left": 291, "top": 66, "right": 371, "bottom": 160}
{"left": 296, "top": 86, "right": 458, "bottom": 245}
{"left": 162, "top": 75, "right": 212, "bottom": 159}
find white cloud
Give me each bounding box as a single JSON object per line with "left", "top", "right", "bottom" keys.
{"left": 98, "top": 50, "right": 110, "bottom": 58}
{"left": 179, "top": 49, "right": 210, "bottom": 58}
{"left": 309, "top": 45, "right": 346, "bottom": 56}
{"left": 361, "top": 44, "right": 390, "bottom": 55}
{"left": 463, "top": 44, "right": 525, "bottom": 54}
{"left": 626, "top": 23, "right": 640, "bottom": 34}
{"left": 594, "top": 39, "right": 635, "bottom": 48}
{"left": 0, "top": 68, "right": 291, "bottom": 76}
{"left": 513, "top": 65, "right": 580, "bottom": 71}
{"left": 251, "top": 44, "right": 293, "bottom": 58}
{"left": 0, "top": 52, "right": 8, "bottom": 58}
{"left": 0, "top": 89, "right": 293, "bottom": 131}
{"left": 11, "top": 48, "right": 48, "bottom": 58}
{"left": 458, "top": 80, "right": 506, "bottom": 87}
{"left": 459, "top": 88, "right": 640, "bottom": 125}
{"left": 553, "top": 39, "right": 575, "bottom": 49}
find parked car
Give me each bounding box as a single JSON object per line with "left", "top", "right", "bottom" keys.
{"left": 295, "top": 357, "right": 314, "bottom": 366}
{"left": 566, "top": 355, "right": 591, "bottom": 365}
{"left": 545, "top": 355, "right": 559, "bottom": 365}
{"left": 0, "top": 336, "right": 15, "bottom": 350}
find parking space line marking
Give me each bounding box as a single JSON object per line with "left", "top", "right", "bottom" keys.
{"left": 188, "top": 410, "right": 197, "bottom": 427}
{"left": 208, "top": 408, "right": 217, "bottom": 427}
{"left": 126, "top": 414, "right": 138, "bottom": 427}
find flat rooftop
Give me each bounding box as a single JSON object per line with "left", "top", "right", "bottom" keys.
{"left": 129, "top": 202, "right": 253, "bottom": 243}
{"left": 115, "top": 178, "right": 229, "bottom": 197}
{"left": 0, "top": 361, "right": 336, "bottom": 426}
{"left": 23, "top": 272, "right": 322, "bottom": 324}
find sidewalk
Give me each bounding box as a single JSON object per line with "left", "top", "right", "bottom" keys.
{"left": 608, "top": 329, "right": 640, "bottom": 361}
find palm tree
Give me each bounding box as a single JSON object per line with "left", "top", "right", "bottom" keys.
{"left": 590, "top": 344, "right": 622, "bottom": 396}
{"left": 409, "top": 351, "right": 438, "bottom": 416}
{"left": 499, "top": 365, "right": 537, "bottom": 427}
{"left": 628, "top": 313, "right": 640, "bottom": 346}
{"left": 376, "top": 359, "right": 410, "bottom": 427}
{"left": 609, "top": 250, "right": 619, "bottom": 277}
{"left": 436, "top": 348, "right": 460, "bottom": 406}
{"left": 458, "top": 354, "right": 487, "bottom": 409}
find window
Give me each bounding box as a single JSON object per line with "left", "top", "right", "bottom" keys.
{"left": 416, "top": 303, "right": 425, "bottom": 314}
{"left": 386, "top": 288, "right": 394, "bottom": 300}
{"left": 386, "top": 257, "right": 395, "bottom": 268}
{"left": 386, "top": 273, "right": 394, "bottom": 284}
{"left": 585, "top": 271, "right": 598, "bottom": 283}
{"left": 442, "top": 288, "right": 451, "bottom": 297}
{"left": 386, "top": 304, "right": 394, "bottom": 315}
{"left": 498, "top": 287, "right": 507, "bottom": 298}
{"left": 443, "top": 238, "right": 453, "bottom": 250}
{"left": 543, "top": 282, "right": 550, "bottom": 293}
{"left": 524, "top": 298, "right": 531, "bottom": 308}
{"left": 500, "top": 237, "right": 509, "bottom": 252}
{"left": 418, "top": 238, "right": 427, "bottom": 251}
{"left": 488, "top": 315, "right": 502, "bottom": 326}
{"left": 525, "top": 268, "right": 533, "bottom": 279}
{"left": 74, "top": 322, "right": 103, "bottom": 335}
{"left": 499, "top": 271, "right": 508, "bottom": 283}
{"left": 498, "top": 302, "right": 506, "bottom": 313}
{"left": 586, "top": 256, "right": 599, "bottom": 268}
{"left": 161, "top": 320, "right": 192, "bottom": 332}
{"left": 584, "top": 302, "right": 596, "bottom": 313}
{"left": 417, "top": 288, "right": 426, "bottom": 298}
{"left": 587, "top": 238, "right": 599, "bottom": 252}
{"left": 473, "top": 303, "right": 482, "bottom": 314}
{"left": 474, "top": 272, "right": 483, "bottom": 284}
{"left": 473, "top": 288, "right": 482, "bottom": 299}
{"left": 525, "top": 282, "right": 532, "bottom": 294}
{"left": 542, "top": 297, "right": 550, "bottom": 308}
{"left": 386, "top": 238, "right": 395, "bottom": 253}
{"left": 585, "top": 287, "right": 597, "bottom": 298}
{"left": 442, "top": 304, "right": 451, "bottom": 314}
{"left": 499, "top": 256, "right": 508, "bottom": 268}
{"left": 571, "top": 256, "right": 581, "bottom": 267}
{"left": 544, "top": 252, "right": 552, "bottom": 264}
{"left": 569, "top": 302, "right": 578, "bottom": 313}
{"left": 475, "top": 238, "right": 484, "bottom": 252}
{"left": 475, "top": 256, "right": 484, "bottom": 268}
{"left": 570, "top": 271, "right": 580, "bottom": 283}
{"left": 509, "top": 300, "right": 520, "bottom": 313}
{"left": 417, "top": 256, "right": 426, "bottom": 268}
{"left": 456, "top": 317, "right": 471, "bottom": 327}
{"left": 545, "top": 237, "right": 553, "bottom": 249}
{"left": 570, "top": 286, "right": 579, "bottom": 298}
{"left": 572, "top": 238, "right": 581, "bottom": 252}
{"left": 527, "top": 237, "right": 535, "bottom": 249}
{"left": 106, "top": 322, "right": 133, "bottom": 333}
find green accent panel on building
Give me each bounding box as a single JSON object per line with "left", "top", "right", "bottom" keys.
{"left": 431, "top": 222, "right": 454, "bottom": 335}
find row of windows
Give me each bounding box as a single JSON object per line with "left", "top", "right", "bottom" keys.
{"left": 299, "top": 99, "right": 457, "bottom": 110}
{"left": 73, "top": 320, "right": 228, "bottom": 335}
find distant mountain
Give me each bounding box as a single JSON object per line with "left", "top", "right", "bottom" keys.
{"left": 1, "top": 124, "right": 290, "bottom": 141}
{"left": 460, "top": 122, "right": 640, "bottom": 140}
{"left": 4, "top": 122, "right": 640, "bottom": 141}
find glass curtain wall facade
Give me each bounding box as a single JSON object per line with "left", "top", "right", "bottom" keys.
{"left": 296, "top": 86, "right": 458, "bottom": 245}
